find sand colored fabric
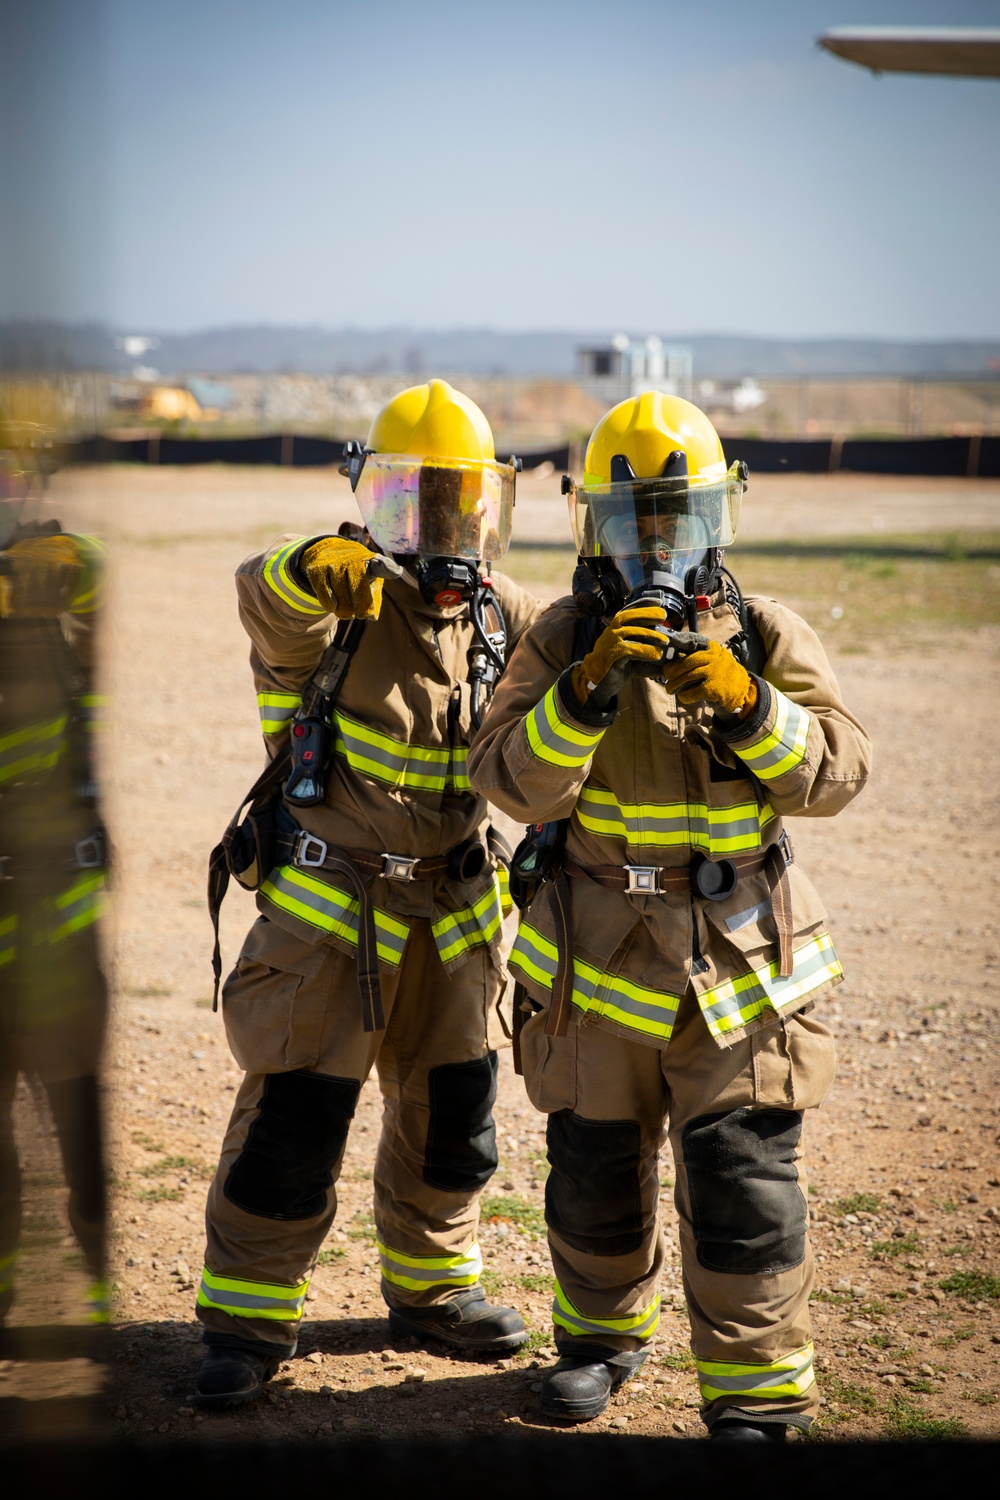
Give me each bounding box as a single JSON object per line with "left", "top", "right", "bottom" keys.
{"left": 198, "top": 921, "right": 507, "bottom": 1351}
{"left": 468, "top": 588, "right": 871, "bottom": 1052}
{"left": 519, "top": 986, "right": 834, "bottom": 1425}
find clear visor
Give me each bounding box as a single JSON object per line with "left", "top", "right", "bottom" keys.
{"left": 353, "top": 455, "right": 516, "bottom": 561}
{"left": 568, "top": 464, "right": 744, "bottom": 582}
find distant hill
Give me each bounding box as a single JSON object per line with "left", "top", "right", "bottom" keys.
{"left": 3, "top": 321, "right": 1000, "bottom": 380}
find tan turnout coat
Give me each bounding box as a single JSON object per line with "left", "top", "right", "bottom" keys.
{"left": 467, "top": 589, "right": 872, "bottom": 1051}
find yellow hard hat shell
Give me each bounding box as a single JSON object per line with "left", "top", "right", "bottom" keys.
{"left": 366, "top": 379, "right": 495, "bottom": 463}
{"left": 584, "top": 392, "right": 725, "bottom": 486}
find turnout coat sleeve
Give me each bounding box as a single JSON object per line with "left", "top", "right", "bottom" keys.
{"left": 466, "top": 599, "right": 611, "bottom": 824}
{"left": 715, "top": 595, "right": 872, "bottom": 817}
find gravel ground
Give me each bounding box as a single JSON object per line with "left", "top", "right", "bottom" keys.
{"left": 3, "top": 466, "right": 998, "bottom": 1444}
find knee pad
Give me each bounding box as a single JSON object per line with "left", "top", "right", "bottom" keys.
{"left": 682, "top": 1107, "right": 806, "bottom": 1274}
{"left": 423, "top": 1053, "right": 498, "bottom": 1193}
{"left": 226, "top": 1071, "right": 360, "bottom": 1220}
{"left": 546, "top": 1111, "right": 643, "bottom": 1257}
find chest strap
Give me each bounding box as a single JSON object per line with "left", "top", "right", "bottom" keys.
{"left": 544, "top": 835, "right": 794, "bottom": 1040}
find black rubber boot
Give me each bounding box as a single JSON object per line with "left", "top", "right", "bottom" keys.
{"left": 193, "top": 1346, "right": 283, "bottom": 1410}
{"left": 540, "top": 1348, "right": 647, "bottom": 1423}
{"left": 387, "top": 1286, "right": 528, "bottom": 1353}
{"left": 710, "top": 1419, "right": 789, "bottom": 1444}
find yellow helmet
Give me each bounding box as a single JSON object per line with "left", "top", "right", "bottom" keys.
{"left": 366, "top": 378, "right": 495, "bottom": 463}
{"left": 569, "top": 392, "right": 747, "bottom": 622}
{"left": 584, "top": 391, "right": 726, "bottom": 487}
{"left": 349, "top": 379, "right": 516, "bottom": 563}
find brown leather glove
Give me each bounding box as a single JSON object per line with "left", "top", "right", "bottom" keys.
{"left": 570, "top": 605, "right": 670, "bottom": 709}
{"left": 300, "top": 536, "right": 387, "bottom": 619}
{"left": 0, "top": 534, "right": 83, "bottom": 618}
{"left": 661, "top": 638, "right": 758, "bottom": 718}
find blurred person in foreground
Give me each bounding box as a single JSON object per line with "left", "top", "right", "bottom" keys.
{"left": 194, "top": 381, "right": 542, "bottom": 1407}
{"left": 468, "top": 394, "right": 871, "bottom": 1442}
{"left": 0, "top": 421, "right": 110, "bottom": 1333}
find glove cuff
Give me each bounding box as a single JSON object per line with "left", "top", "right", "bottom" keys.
{"left": 557, "top": 667, "right": 617, "bottom": 728}
{"left": 713, "top": 674, "right": 771, "bottom": 740}
{"left": 289, "top": 535, "right": 336, "bottom": 595}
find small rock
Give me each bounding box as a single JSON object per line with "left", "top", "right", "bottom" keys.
{"left": 178, "top": 1406, "right": 194, "bottom": 1417}
{"left": 404, "top": 1368, "right": 426, "bottom": 1383}
{"left": 333, "top": 1390, "right": 350, "bottom": 1403}
{"left": 397, "top": 1383, "right": 419, "bottom": 1398}
{"left": 918, "top": 1363, "right": 935, "bottom": 1376}
{"left": 880, "top": 1375, "right": 897, "bottom": 1386}
{"left": 157, "top": 1423, "right": 169, "bottom": 1434}
{"left": 306, "top": 1351, "right": 323, "bottom": 1364}
{"left": 672, "top": 1420, "right": 687, "bottom": 1434}
{"left": 115, "top": 1405, "right": 128, "bottom": 1420}
{"left": 319, "top": 1385, "right": 334, "bottom": 1396}
{"left": 611, "top": 1416, "right": 629, "bottom": 1429}
{"left": 317, "top": 1422, "right": 334, "bottom": 1434}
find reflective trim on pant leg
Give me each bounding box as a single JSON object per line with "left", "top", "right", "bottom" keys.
{"left": 376, "top": 1238, "right": 482, "bottom": 1294}
{"left": 551, "top": 1280, "right": 660, "bottom": 1342}
{"left": 86, "top": 1279, "right": 110, "bottom": 1324}
{"left": 0, "top": 915, "right": 16, "bottom": 968}
{"left": 0, "top": 1249, "right": 17, "bottom": 1295}
{"left": 197, "top": 1265, "right": 309, "bottom": 1321}
{"left": 696, "top": 1342, "right": 815, "bottom": 1402}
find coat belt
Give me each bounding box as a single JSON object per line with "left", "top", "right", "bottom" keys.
{"left": 543, "top": 835, "right": 795, "bottom": 1041}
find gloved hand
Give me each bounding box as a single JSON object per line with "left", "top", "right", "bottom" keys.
{"left": 661, "top": 638, "right": 758, "bottom": 717}
{"left": 300, "top": 536, "right": 400, "bottom": 620}
{"left": 0, "top": 534, "right": 83, "bottom": 618}
{"left": 570, "top": 605, "right": 671, "bottom": 709}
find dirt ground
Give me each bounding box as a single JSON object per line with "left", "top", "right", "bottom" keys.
{"left": 4, "top": 465, "right": 999, "bottom": 1445}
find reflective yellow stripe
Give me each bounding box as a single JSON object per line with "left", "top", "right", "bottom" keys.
{"left": 260, "top": 864, "right": 410, "bottom": 966}
{"left": 69, "top": 535, "right": 107, "bottom": 615}
{"left": 697, "top": 1342, "right": 815, "bottom": 1402}
{"left": 263, "top": 539, "right": 327, "bottom": 616}
{"left": 432, "top": 879, "right": 503, "bottom": 965}
{"left": 197, "top": 1265, "right": 309, "bottom": 1321}
{"left": 552, "top": 1281, "right": 660, "bottom": 1341}
{"left": 334, "top": 710, "right": 469, "bottom": 793}
{"left": 699, "top": 932, "right": 842, "bottom": 1040}
{"left": 48, "top": 872, "right": 107, "bottom": 944}
{"left": 79, "top": 693, "right": 109, "bottom": 734}
{"left": 577, "top": 785, "right": 776, "bottom": 856}
{"left": 496, "top": 863, "right": 512, "bottom": 917}
{"left": 509, "top": 920, "right": 680, "bottom": 1043}
{"left": 525, "top": 682, "right": 606, "bottom": 770}
{"left": 377, "top": 1238, "right": 482, "bottom": 1293}
{"left": 0, "top": 713, "right": 67, "bottom": 784}
{"left": 86, "top": 1279, "right": 110, "bottom": 1324}
{"left": 0, "top": 1249, "right": 16, "bottom": 1293}
{"left": 734, "top": 691, "right": 811, "bottom": 781}
{"left": 257, "top": 690, "right": 301, "bottom": 735}
{"left": 0, "top": 914, "right": 17, "bottom": 968}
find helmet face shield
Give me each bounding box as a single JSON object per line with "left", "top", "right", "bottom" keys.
{"left": 353, "top": 454, "right": 516, "bottom": 561}
{"left": 568, "top": 463, "right": 744, "bottom": 591}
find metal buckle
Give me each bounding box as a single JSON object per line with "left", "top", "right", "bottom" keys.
{"left": 624, "top": 865, "right": 661, "bottom": 895}
{"left": 293, "top": 832, "right": 329, "bottom": 868}
{"left": 382, "top": 853, "right": 419, "bottom": 882}
{"left": 75, "top": 833, "right": 105, "bottom": 869}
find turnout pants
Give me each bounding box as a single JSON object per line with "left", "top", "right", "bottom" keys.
{"left": 519, "top": 987, "right": 835, "bottom": 1429}
{"left": 197, "top": 915, "right": 506, "bottom": 1353}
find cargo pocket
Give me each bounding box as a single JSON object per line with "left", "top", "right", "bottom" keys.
{"left": 703, "top": 860, "right": 830, "bottom": 971}
{"left": 518, "top": 1003, "right": 578, "bottom": 1115}
{"left": 751, "top": 1009, "right": 837, "bottom": 1112}
{"left": 222, "top": 916, "right": 332, "bottom": 1074}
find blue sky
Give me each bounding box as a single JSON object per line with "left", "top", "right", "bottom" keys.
{"left": 5, "top": 0, "right": 1000, "bottom": 338}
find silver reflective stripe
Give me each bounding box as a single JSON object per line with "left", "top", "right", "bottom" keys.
{"left": 201, "top": 1283, "right": 307, "bottom": 1313}
{"left": 698, "top": 1352, "right": 814, "bottom": 1394}
{"left": 259, "top": 865, "right": 409, "bottom": 964}
{"left": 699, "top": 935, "right": 840, "bottom": 1028}
{"left": 725, "top": 899, "right": 772, "bottom": 933}
{"left": 510, "top": 923, "right": 680, "bottom": 1035}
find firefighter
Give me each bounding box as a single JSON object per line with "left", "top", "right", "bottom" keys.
{"left": 0, "top": 431, "right": 110, "bottom": 1330}
{"left": 468, "top": 393, "right": 871, "bottom": 1442}
{"left": 194, "top": 380, "right": 542, "bottom": 1408}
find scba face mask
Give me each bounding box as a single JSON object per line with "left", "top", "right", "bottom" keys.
{"left": 566, "top": 455, "right": 747, "bottom": 625}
